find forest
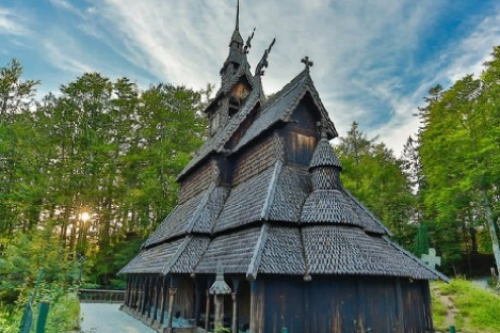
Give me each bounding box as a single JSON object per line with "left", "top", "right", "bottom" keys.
{"left": 1, "top": 45, "right": 499, "bottom": 328}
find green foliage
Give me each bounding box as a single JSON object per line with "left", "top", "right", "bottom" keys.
{"left": 417, "top": 46, "right": 500, "bottom": 277}
{"left": 336, "top": 122, "right": 415, "bottom": 246}
{"left": 0, "top": 294, "right": 80, "bottom": 333}
{"left": 0, "top": 229, "right": 81, "bottom": 333}
{"left": 414, "top": 225, "right": 430, "bottom": 257}
{"left": 1, "top": 59, "right": 208, "bottom": 287}
{"left": 0, "top": 231, "right": 79, "bottom": 309}
{"left": 432, "top": 279, "right": 500, "bottom": 333}
{"left": 43, "top": 293, "right": 81, "bottom": 332}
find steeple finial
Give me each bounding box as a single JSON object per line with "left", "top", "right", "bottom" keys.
{"left": 301, "top": 56, "right": 314, "bottom": 71}
{"left": 236, "top": 0, "right": 240, "bottom": 30}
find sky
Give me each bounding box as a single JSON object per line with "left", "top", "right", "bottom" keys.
{"left": 1, "top": 0, "right": 499, "bottom": 155}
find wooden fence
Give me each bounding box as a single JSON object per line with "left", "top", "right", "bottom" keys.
{"left": 79, "top": 289, "right": 125, "bottom": 303}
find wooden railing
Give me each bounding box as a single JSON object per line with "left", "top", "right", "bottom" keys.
{"left": 79, "top": 289, "right": 125, "bottom": 303}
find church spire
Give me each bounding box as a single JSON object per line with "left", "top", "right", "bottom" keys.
{"left": 220, "top": 0, "right": 245, "bottom": 82}
{"left": 235, "top": 0, "right": 240, "bottom": 30}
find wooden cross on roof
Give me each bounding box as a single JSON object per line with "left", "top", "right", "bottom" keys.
{"left": 301, "top": 56, "right": 313, "bottom": 71}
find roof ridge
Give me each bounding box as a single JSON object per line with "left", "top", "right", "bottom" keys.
{"left": 246, "top": 223, "right": 270, "bottom": 281}
{"left": 382, "top": 236, "right": 449, "bottom": 282}
{"left": 161, "top": 235, "right": 192, "bottom": 275}
{"left": 260, "top": 161, "right": 282, "bottom": 220}
{"left": 141, "top": 206, "right": 180, "bottom": 249}
{"left": 342, "top": 188, "right": 393, "bottom": 236}
{"left": 299, "top": 227, "right": 311, "bottom": 281}
{"left": 186, "top": 182, "right": 217, "bottom": 233}
{"left": 262, "top": 68, "right": 308, "bottom": 107}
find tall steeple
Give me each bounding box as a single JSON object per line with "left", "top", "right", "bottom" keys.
{"left": 220, "top": 0, "right": 245, "bottom": 83}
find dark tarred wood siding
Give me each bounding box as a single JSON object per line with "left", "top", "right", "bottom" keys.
{"left": 253, "top": 275, "right": 433, "bottom": 333}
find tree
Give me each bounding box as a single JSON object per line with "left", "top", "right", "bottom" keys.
{"left": 418, "top": 47, "right": 500, "bottom": 281}
{"left": 336, "top": 123, "right": 415, "bottom": 246}
{"left": 1, "top": 59, "right": 209, "bottom": 287}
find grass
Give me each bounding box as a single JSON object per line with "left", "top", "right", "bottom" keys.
{"left": 430, "top": 287, "right": 448, "bottom": 329}
{"left": 431, "top": 278, "right": 500, "bottom": 333}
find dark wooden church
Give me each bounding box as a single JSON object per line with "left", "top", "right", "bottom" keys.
{"left": 119, "top": 3, "right": 447, "bottom": 333}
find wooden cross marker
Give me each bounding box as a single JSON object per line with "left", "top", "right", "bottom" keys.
{"left": 421, "top": 248, "right": 441, "bottom": 269}
{"left": 301, "top": 56, "right": 314, "bottom": 70}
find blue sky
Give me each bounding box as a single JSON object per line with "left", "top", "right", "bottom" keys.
{"left": 2, "top": 0, "right": 499, "bottom": 154}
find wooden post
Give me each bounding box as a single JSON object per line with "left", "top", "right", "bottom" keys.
{"left": 130, "top": 276, "right": 135, "bottom": 309}
{"left": 159, "top": 276, "right": 168, "bottom": 326}
{"left": 231, "top": 292, "right": 237, "bottom": 333}
{"left": 152, "top": 276, "right": 160, "bottom": 324}
{"left": 205, "top": 289, "right": 210, "bottom": 332}
{"left": 214, "top": 294, "right": 223, "bottom": 329}
{"left": 138, "top": 276, "right": 145, "bottom": 315}
{"left": 133, "top": 276, "right": 139, "bottom": 310}
{"left": 193, "top": 279, "right": 201, "bottom": 325}
{"left": 142, "top": 276, "right": 150, "bottom": 317}
{"left": 230, "top": 278, "right": 240, "bottom": 333}
{"left": 124, "top": 276, "right": 130, "bottom": 307}
{"left": 166, "top": 288, "right": 177, "bottom": 329}
{"left": 147, "top": 276, "right": 155, "bottom": 320}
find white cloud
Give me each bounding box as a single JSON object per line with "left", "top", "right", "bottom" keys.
{"left": 0, "top": 8, "right": 29, "bottom": 36}
{"left": 43, "top": 40, "right": 95, "bottom": 75}
{"left": 47, "top": 0, "right": 85, "bottom": 18}
{"left": 372, "top": 7, "right": 500, "bottom": 156}
{"left": 4, "top": 0, "right": 499, "bottom": 158}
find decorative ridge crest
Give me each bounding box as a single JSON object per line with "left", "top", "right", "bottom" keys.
{"left": 255, "top": 37, "right": 276, "bottom": 76}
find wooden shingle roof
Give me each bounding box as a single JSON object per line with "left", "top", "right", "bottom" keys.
{"left": 232, "top": 69, "right": 337, "bottom": 153}
{"left": 177, "top": 74, "right": 263, "bottom": 180}
{"left": 121, "top": 28, "right": 446, "bottom": 282}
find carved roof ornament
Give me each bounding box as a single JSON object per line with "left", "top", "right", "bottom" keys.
{"left": 301, "top": 56, "right": 314, "bottom": 71}
{"left": 244, "top": 27, "right": 256, "bottom": 54}
{"left": 255, "top": 37, "right": 276, "bottom": 76}
{"left": 317, "top": 120, "right": 329, "bottom": 140}
{"left": 209, "top": 261, "right": 232, "bottom": 295}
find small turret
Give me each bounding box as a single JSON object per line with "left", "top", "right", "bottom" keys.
{"left": 220, "top": 0, "right": 245, "bottom": 83}
{"left": 301, "top": 121, "right": 356, "bottom": 225}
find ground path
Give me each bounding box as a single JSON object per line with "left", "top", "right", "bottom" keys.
{"left": 80, "top": 303, "right": 156, "bottom": 333}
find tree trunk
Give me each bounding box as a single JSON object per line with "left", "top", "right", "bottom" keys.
{"left": 482, "top": 189, "right": 500, "bottom": 286}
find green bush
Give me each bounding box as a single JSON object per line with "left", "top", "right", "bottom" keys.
{"left": 0, "top": 231, "right": 81, "bottom": 333}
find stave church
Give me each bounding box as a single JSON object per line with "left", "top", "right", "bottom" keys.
{"left": 119, "top": 2, "right": 447, "bottom": 333}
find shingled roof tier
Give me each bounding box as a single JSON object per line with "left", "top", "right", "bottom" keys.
{"left": 232, "top": 69, "right": 337, "bottom": 153}
{"left": 178, "top": 74, "right": 263, "bottom": 180}
{"left": 121, "top": 223, "right": 444, "bottom": 281}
